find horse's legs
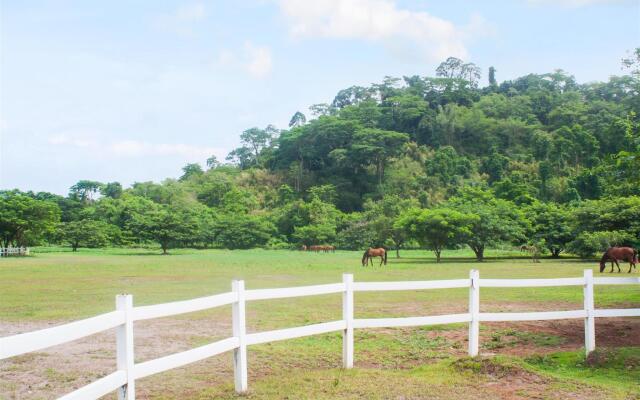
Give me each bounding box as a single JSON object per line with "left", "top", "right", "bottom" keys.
{"left": 615, "top": 259, "right": 621, "bottom": 272}
{"left": 379, "top": 256, "right": 383, "bottom": 267}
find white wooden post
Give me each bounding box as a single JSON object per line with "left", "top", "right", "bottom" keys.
{"left": 468, "top": 269, "right": 480, "bottom": 357}
{"left": 232, "top": 280, "right": 248, "bottom": 393}
{"left": 116, "top": 294, "right": 135, "bottom": 400}
{"left": 583, "top": 269, "right": 595, "bottom": 355}
{"left": 342, "top": 273, "right": 354, "bottom": 369}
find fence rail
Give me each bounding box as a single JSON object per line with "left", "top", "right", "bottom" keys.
{"left": 1, "top": 269, "right": 639, "bottom": 400}
{"left": 0, "top": 247, "right": 29, "bottom": 257}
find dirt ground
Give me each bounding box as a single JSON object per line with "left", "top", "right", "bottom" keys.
{"left": 1, "top": 309, "right": 638, "bottom": 400}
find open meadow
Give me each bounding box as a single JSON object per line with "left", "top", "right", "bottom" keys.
{"left": 1, "top": 248, "right": 639, "bottom": 399}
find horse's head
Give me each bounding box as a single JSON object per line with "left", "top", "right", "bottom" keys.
{"left": 599, "top": 259, "right": 606, "bottom": 273}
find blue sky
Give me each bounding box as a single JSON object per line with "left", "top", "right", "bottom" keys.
{"left": 1, "top": 0, "right": 638, "bottom": 195}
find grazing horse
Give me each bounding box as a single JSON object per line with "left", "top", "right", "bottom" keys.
{"left": 520, "top": 245, "right": 540, "bottom": 263}
{"left": 599, "top": 247, "right": 638, "bottom": 273}
{"left": 362, "top": 247, "right": 387, "bottom": 266}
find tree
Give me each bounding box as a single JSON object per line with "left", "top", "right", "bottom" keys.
{"left": 348, "top": 128, "right": 409, "bottom": 185}
{"left": 69, "top": 180, "right": 102, "bottom": 202}
{"left": 289, "top": 111, "right": 307, "bottom": 128}
{"left": 0, "top": 192, "right": 60, "bottom": 247}
{"left": 239, "top": 125, "right": 278, "bottom": 165}
{"left": 59, "top": 220, "right": 116, "bottom": 251}
{"left": 395, "top": 207, "right": 477, "bottom": 262}
{"left": 100, "top": 182, "right": 123, "bottom": 199}
{"left": 180, "top": 163, "right": 204, "bottom": 181}
{"left": 206, "top": 155, "right": 220, "bottom": 169}
{"left": 129, "top": 204, "right": 198, "bottom": 254}
{"left": 488, "top": 66, "right": 497, "bottom": 87}
{"left": 436, "top": 57, "right": 481, "bottom": 86}
{"left": 447, "top": 188, "right": 528, "bottom": 261}
{"left": 525, "top": 202, "right": 579, "bottom": 257}
{"left": 567, "top": 231, "right": 635, "bottom": 259}
{"left": 212, "top": 214, "right": 275, "bottom": 249}
{"left": 364, "top": 195, "right": 419, "bottom": 258}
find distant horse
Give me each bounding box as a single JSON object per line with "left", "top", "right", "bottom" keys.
{"left": 301, "top": 245, "right": 307, "bottom": 251}
{"left": 362, "top": 247, "right": 387, "bottom": 266}
{"left": 599, "top": 247, "right": 638, "bottom": 273}
{"left": 520, "top": 245, "right": 540, "bottom": 263}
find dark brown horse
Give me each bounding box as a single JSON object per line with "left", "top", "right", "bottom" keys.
{"left": 599, "top": 247, "right": 638, "bottom": 273}
{"left": 362, "top": 247, "right": 387, "bottom": 266}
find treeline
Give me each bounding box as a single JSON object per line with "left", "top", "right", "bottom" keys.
{"left": 1, "top": 52, "right": 639, "bottom": 260}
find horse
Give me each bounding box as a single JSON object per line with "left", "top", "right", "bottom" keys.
{"left": 362, "top": 247, "right": 387, "bottom": 267}
{"left": 520, "top": 245, "right": 540, "bottom": 263}
{"left": 301, "top": 245, "right": 307, "bottom": 251}
{"left": 599, "top": 247, "right": 638, "bottom": 273}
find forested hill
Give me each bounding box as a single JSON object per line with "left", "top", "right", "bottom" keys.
{"left": 2, "top": 53, "right": 640, "bottom": 259}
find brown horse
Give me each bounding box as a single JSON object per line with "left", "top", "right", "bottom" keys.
{"left": 599, "top": 247, "right": 638, "bottom": 273}
{"left": 520, "top": 245, "right": 540, "bottom": 263}
{"left": 362, "top": 248, "right": 387, "bottom": 266}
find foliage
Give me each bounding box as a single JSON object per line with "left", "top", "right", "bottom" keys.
{"left": 567, "top": 231, "right": 636, "bottom": 259}
{"left": 395, "top": 207, "right": 477, "bottom": 262}
{"left": 212, "top": 214, "right": 275, "bottom": 249}
{"left": 59, "top": 220, "right": 118, "bottom": 251}
{"left": 447, "top": 188, "right": 528, "bottom": 261}
{"left": 7, "top": 50, "right": 640, "bottom": 254}
{"left": 0, "top": 192, "right": 60, "bottom": 247}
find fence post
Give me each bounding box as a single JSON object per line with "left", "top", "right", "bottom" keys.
{"left": 468, "top": 269, "right": 480, "bottom": 357}
{"left": 232, "top": 280, "right": 248, "bottom": 393}
{"left": 342, "top": 273, "right": 354, "bottom": 369}
{"left": 116, "top": 294, "right": 135, "bottom": 400}
{"left": 583, "top": 269, "right": 596, "bottom": 355}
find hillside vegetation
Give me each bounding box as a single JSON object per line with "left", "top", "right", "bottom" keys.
{"left": 2, "top": 52, "right": 640, "bottom": 260}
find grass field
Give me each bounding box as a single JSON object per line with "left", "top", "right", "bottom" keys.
{"left": 1, "top": 248, "right": 639, "bottom": 399}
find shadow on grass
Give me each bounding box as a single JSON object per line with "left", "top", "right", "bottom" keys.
{"left": 389, "top": 256, "right": 596, "bottom": 265}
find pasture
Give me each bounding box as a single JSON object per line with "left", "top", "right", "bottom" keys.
{"left": 1, "top": 248, "right": 639, "bottom": 399}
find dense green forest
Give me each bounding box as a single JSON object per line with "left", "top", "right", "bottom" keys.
{"left": 2, "top": 52, "right": 640, "bottom": 261}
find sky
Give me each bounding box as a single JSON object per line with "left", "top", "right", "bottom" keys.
{"left": 1, "top": 0, "right": 639, "bottom": 195}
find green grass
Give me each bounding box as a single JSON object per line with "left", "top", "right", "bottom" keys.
{"left": 524, "top": 347, "right": 640, "bottom": 393}
{"left": 1, "top": 248, "right": 638, "bottom": 399}
{"left": 0, "top": 247, "right": 637, "bottom": 322}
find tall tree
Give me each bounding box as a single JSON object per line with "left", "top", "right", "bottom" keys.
{"left": 69, "top": 180, "right": 102, "bottom": 202}
{"left": 488, "top": 66, "right": 497, "bottom": 87}
{"left": 289, "top": 111, "right": 307, "bottom": 128}
{"left": 395, "top": 207, "right": 477, "bottom": 262}
{"left": 0, "top": 192, "right": 60, "bottom": 247}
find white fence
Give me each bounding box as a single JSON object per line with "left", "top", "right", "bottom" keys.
{"left": 1, "top": 269, "right": 639, "bottom": 400}
{"left": 0, "top": 247, "right": 29, "bottom": 257}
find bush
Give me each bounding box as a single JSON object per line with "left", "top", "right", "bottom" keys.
{"left": 567, "top": 231, "right": 635, "bottom": 259}
{"left": 213, "top": 214, "right": 275, "bottom": 249}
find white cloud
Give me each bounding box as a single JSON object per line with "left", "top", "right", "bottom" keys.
{"left": 155, "top": 2, "right": 206, "bottom": 36}
{"left": 47, "top": 133, "right": 94, "bottom": 148}
{"left": 276, "top": 0, "right": 485, "bottom": 61}
{"left": 174, "top": 3, "right": 206, "bottom": 21}
{"left": 244, "top": 42, "right": 273, "bottom": 78}
{"left": 527, "top": 0, "right": 628, "bottom": 6}
{"left": 215, "top": 42, "right": 273, "bottom": 79}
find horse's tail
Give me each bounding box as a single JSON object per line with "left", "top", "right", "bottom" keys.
{"left": 634, "top": 248, "right": 638, "bottom": 264}
{"left": 361, "top": 250, "right": 368, "bottom": 266}
{"left": 383, "top": 249, "right": 388, "bottom": 265}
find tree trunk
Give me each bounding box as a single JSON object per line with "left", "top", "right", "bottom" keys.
{"left": 551, "top": 248, "right": 561, "bottom": 258}
{"left": 396, "top": 246, "right": 400, "bottom": 259}
{"left": 161, "top": 243, "right": 168, "bottom": 255}
{"left": 472, "top": 245, "right": 484, "bottom": 262}
{"left": 72, "top": 242, "right": 78, "bottom": 252}
{"left": 435, "top": 249, "right": 441, "bottom": 263}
